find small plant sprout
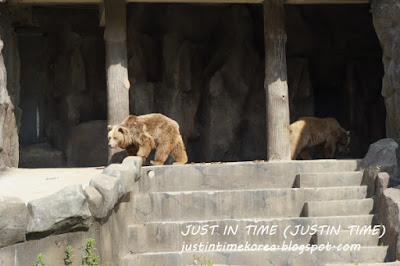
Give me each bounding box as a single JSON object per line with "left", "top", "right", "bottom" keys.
{"left": 64, "top": 245, "right": 74, "bottom": 265}
{"left": 81, "top": 238, "right": 100, "bottom": 266}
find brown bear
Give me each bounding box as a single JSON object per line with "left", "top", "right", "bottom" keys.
{"left": 289, "top": 117, "right": 350, "bottom": 160}
{"left": 107, "top": 113, "right": 188, "bottom": 165}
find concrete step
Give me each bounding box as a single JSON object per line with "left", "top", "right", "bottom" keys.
{"left": 127, "top": 215, "right": 376, "bottom": 253}
{"left": 312, "top": 229, "right": 380, "bottom": 246}
{"left": 305, "top": 199, "right": 374, "bottom": 217}
{"left": 325, "top": 262, "right": 400, "bottom": 266}
{"left": 122, "top": 247, "right": 388, "bottom": 266}
{"left": 140, "top": 160, "right": 361, "bottom": 192}
{"left": 133, "top": 187, "right": 369, "bottom": 222}
{"left": 295, "top": 172, "right": 364, "bottom": 188}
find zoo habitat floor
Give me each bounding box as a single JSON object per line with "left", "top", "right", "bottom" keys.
{"left": 0, "top": 167, "right": 103, "bottom": 203}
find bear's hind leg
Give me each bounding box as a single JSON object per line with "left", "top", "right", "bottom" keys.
{"left": 171, "top": 137, "right": 188, "bottom": 165}
{"left": 151, "top": 144, "right": 171, "bottom": 166}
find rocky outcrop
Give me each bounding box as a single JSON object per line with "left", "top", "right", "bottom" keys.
{"left": 0, "top": 196, "right": 29, "bottom": 248}
{"left": 362, "top": 139, "right": 400, "bottom": 261}
{"left": 371, "top": 0, "right": 400, "bottom": 140}
{"left": 360, "top": 138, "right": 400, "bottom": 187}
{"left": 376, "top": 174, "right": 400, "bottom": 261}
{"left": 0, "top": 156, "right": 143, "bottom": 244}
{"left": 0, "top": 8, "right": 20, "bottom": 168}
{"left": 27, "top": 184, "right": 91, "bottom": 235}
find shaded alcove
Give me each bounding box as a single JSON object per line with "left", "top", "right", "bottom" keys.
{"left": 14, "top": 3, "right": 384, "bottom": 167}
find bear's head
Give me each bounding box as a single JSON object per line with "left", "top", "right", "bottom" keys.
{"left": 107, "top": 125, "right": 129, "bottom": 149}
{"left": 337, "top": 130, "right": 350, "bottom": 154}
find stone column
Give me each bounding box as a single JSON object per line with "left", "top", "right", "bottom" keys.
{"left": 103, "top": 0, "right": 130, "bottom": 162}
{"left": 263, "top": 0, "right": 291, "bottom": 161}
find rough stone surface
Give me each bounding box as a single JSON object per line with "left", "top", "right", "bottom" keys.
{"left": 66, "top": 120, "right": 108, "bottom": 167}
{"left": 0, "top": 8, "right": 19, "bottom": 168}
{"left": 0, "top": 196, "right": 29, "bottom": 248}
{"left": 89, "top": 174, "right": 120, "bottom": 218}
{"left": 372, "top": 0, "right": 400, "bottom": 140}
{"left": 122, "top": 156, "right": 142, "bottom": 181}
{"left": 377, "top": 188, "right": 400, "bottom": 261}
{"left": 375, "top": 171, "right": 390, "bottom": 212}
{"left": 103, "top": 164, "right": 133, "bottom": 198}
{"left": 27, "top": 184, "right": 91, "bottom": 234}
{"left": 360, "top": 138, "right": 400, "bottom": 186}
{"left": 83, "top": 185, "right": 103, "bottom": 218}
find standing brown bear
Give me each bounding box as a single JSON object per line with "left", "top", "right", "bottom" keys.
{"left": 289, "top": 117, "right": 350, "bottom": 160}
{"left": 107, "top": 113, "right": 188, "bottom": 165}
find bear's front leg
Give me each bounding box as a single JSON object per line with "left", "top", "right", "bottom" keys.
{"left": 137, "top": 143, "right": 152, "bottom": 164}
{"left": 125, "top": 144, "right": 139, "bottom": 156}
{"left": 323, "top": 142, "right": 336, "bottom": 159}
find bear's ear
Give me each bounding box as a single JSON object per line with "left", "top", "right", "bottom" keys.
{"left": 107, "top": 125, "right": 113, "bottom": 131}
{"left": 118, "top": 126, "right": 127, "bottom": 134}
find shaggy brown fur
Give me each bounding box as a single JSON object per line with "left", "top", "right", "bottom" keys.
{"left": 108, "top": 113, "right": 188, "bottom": 165}
{"left": 289, "top": 117, "right": 350, "bottom": 160}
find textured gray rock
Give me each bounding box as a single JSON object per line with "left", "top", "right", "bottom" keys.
{"left": 27, "top": 184, "right": 91, "bottom": 234}
{"left": 121, "top": 156, "right": 142, "bottom": 181}
{"left": 103, "top": 164, "right": 132, "bottom": 197}
{"left": 360, "top": 138, "right": 400, "bottom": 186}
{"left": 0, "top": 17, "right": 19, "bottom": 167}
{"left": 89, "top": 174, "right": 120, "bottom": 218}
{"left": 102, "top": 156, "right": 142, "bottom": 197}
{"left": 0, "top": 196, "right": 29, "bottom": 248}
{"left": 371, "top": 0, "right": 400, "bottom": 140}
{"left": 377, "top": 187, "right": 400, "bottom": 261}
{"left": 83, "top": 185, "right": 104, "bottom": 219}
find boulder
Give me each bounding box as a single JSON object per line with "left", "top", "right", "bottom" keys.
{"left": 122, "top": 156, "right": 142, "bottom": 181}
{"left": 0, "top": 196, "right": 29, "bottom": 248}
{"left": 89, "top": 174, "right": 120, "bottom": 218}
{"left": 103, "top": 164, "right": 130, "bottom": 198}
{"left": 360, "top": 138, "right": 400, "bottom": 187}
{"left": 83, "top": 185, "right": 103, "bottom": 219}
{"left": 27, "top": 184, "right": 91, "bottom": 234}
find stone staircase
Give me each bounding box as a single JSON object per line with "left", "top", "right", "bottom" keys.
{"left": 121, "top": 160, "right": 390, "bottom": 266}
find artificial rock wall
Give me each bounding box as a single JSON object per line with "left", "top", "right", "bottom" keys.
{"left": 11, "top": 3, "right": 385, "bottom": 166}
{"left": 0, "top": 5, "right": 20, "bottom": 168}
{"left": 371, "top": 0, "right": 400, "bottom": 141}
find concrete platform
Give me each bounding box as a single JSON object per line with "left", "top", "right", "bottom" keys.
{"left": 0, "top": 167, "right": 103, "bottom": 203}
{"left": 122, "top": 247, "right": 388, "bottom": 266}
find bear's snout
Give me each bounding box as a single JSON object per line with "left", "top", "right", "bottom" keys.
{"left": 108, "top": 142, "right": 117, "bottom": 149}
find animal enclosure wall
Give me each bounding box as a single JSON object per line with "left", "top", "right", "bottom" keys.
{"left": 12, "top": 3, "right": 384, "bottom": 166}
